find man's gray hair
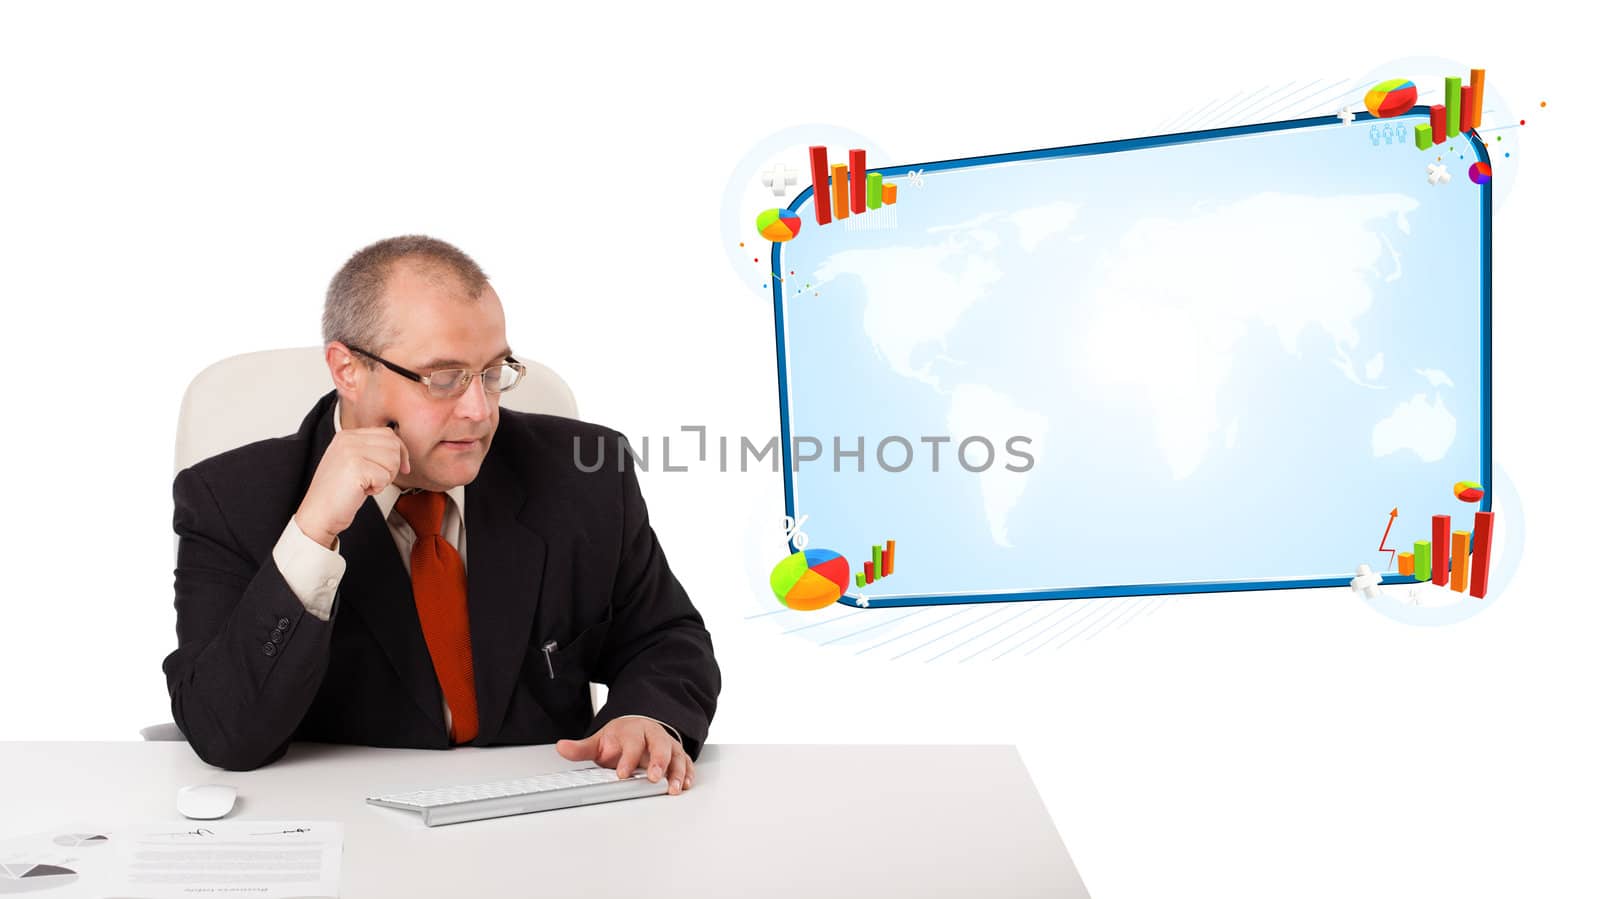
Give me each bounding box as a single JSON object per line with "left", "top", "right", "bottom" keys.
{"left": 323, "top": 235, "right": 490, "bottom": 365}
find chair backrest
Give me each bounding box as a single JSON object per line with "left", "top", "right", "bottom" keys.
{"left": 175, "top": 347, "right": 578, "bottom": 473}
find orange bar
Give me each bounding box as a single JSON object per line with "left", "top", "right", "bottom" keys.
{"left": 831, "top": 163, "right": 850, "bottom": 221}
{"left": 1450, "top": 530, "right": 1470, "bottom": 592}
{"left": 1398, "top": 552, "right": 1413, "bottom": 577}
{"left": 882, "top": 182, "right": 897, "bottom": 205}
{"left": 885, "top": 540, "right": 896, "bottom": 576}
{"left": 1469, "top": 68, "right": 1486, "bottom": 130}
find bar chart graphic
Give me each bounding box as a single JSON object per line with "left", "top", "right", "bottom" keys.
{"left": 854, "top": 539, "right": 897, "bottom": 588}
{"left": 1394, "top": 510, "right": 1495, "bottom": 598}
{"left": 1414, "top": 67, "right": 1488, "bottom": 151}
{"left": 806, "top": 145, "right": 899, "bottom": 227}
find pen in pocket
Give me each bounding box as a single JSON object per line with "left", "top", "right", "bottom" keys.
{"left": 541, "top": 641, "right": 558, "bottom": 678}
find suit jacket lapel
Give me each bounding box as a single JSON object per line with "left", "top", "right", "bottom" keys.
{"left": 298, "top": 391, "right": 448, "bottom": 740}
{"left": 464, "top": 436, "right": 547, "bottom": 745}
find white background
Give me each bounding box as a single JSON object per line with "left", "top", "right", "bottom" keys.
{"left": 2, "top": 3, "right": 1595, "bottom": 897}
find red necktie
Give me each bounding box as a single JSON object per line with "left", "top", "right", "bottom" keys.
{"left": 395, "top": 491, "right": 479, "bottom": 744}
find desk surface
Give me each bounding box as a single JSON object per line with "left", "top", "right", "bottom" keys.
{"left": 0, "top": 742, "right": 1088, "bottom": 898}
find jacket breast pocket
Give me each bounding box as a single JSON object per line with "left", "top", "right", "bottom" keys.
{"left": 536, "top": 615, "right": 612, "bottom": 685}
{"left": 526, "top": 616, "right": 611, "bottom": 726}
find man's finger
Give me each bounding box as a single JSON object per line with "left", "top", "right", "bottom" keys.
{"left": 614, "top": 733, "right": 644, "bottom": 780}
{"left": 645, "top": 728, "right": 672, "bottom": 783}
{"left": 555, "top": 734, "right": 599, "bottom": 761}
{"left": 386, "top": 429, "right": 411, "bottom": 475}
{"left": 666, "top": 749, "right": 688, "bottom": 795}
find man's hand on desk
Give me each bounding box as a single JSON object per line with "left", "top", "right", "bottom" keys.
{"left": 556, "top": 718, "right": 694, "bottom": 795}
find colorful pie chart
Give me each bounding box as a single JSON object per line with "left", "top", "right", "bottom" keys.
{"left": 1454, "top": 480, "right": 1484, "bottom": 502}
{"left": 1468, "top": 161, "right": 1492, "bottom": 184}
{"left": 770, "top": 548, "right": 850, "bottom": 611}
{"left": 1364, "top": 78, "right": 1417, "bottom": 118}
{"left": 757, "top": 207, "right": 802, "bottom": 242}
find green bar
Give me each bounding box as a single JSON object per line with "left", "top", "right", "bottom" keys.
{"left": 1414, "top": 123, "right": 1433, "bottom": 150}
{"left": 855, "top": 572, "right": 866, "bottom": 588}
{"left": 872, "top": 544, "right": 882, "bottom": 575}
{"left": 1414, "top": 540, "right": 1432, "bottom": 581}
{"left": 866, "top": 172, "right": 883, "bottom": 209}
{"left": 1445, "top": 76, "right": 1461, "bottom": 138}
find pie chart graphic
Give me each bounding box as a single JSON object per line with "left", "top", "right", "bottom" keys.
{"left": 51, "top": 834, "right": 108, "bottom": 848}
{"left": 770, "top": 548, "right": 851, "bottom": 611}
{"left": 0, "top": 863, "right": 79, "bottom": 894}
{"left": 1363, "top": 78, "right": 1417, "bottom": 118}
{"left": 756, "top": 207, "right": 802, "bottom": 243}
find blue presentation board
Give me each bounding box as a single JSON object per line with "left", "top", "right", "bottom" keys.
{"left": 772, "top": 113, "right": 1491, "bottom": 607}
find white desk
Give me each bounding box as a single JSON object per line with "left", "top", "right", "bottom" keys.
{"left": 0, "top": 742, "right": 1088, "bottom": 898}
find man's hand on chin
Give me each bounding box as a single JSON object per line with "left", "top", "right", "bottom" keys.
{"left": 556, "top": 718, "right": 694, "bottom": 795}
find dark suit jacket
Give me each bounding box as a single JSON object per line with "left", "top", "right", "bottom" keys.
{"left": 163, "top": 389, "right": 719, "bottom": 771}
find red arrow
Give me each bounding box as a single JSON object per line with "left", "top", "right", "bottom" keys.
{"left": 1378, "top": 508, "right": 1399, "bottom": 570}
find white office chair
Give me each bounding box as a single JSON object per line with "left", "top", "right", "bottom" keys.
{"left": 143, "top": 346, "right": 589, "bottom": 741}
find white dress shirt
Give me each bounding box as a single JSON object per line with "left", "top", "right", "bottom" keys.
{"left": 269, "top": 401, "right": 678, "bottom": 744}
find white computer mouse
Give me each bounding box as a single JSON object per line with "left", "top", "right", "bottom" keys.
{"left": 176, "top": 784, "right": 237, "bottom": 820}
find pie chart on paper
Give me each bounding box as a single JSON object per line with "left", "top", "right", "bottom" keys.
{"left": 0, "top": 863, "right": 79, "bottom": 894}
{"left": 769, "top": 548, "right": 851, "bottom": 611}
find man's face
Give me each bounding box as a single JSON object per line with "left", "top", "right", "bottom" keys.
{"left": 336, "top": 261, "right": 510, "bottom": 491}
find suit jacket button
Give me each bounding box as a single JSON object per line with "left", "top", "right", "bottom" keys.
{"left": 270, "top": 631, "right": 284, "bottom": 645}
{"left": 262, "top": 642, "right": 277, "bottom": 657}
{"left": 277, "top": 617, "right": 291, "bottom": 629}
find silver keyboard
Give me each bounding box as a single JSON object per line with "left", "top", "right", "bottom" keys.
{"left": 366, "top": 764, "right": 670, "bottom": 826}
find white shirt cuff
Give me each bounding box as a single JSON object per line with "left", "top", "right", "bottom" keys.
{"left": 616, "top": 714, "right": 682, "bottom": 746}
{"left": 271, "top": 518, "right": 347, "bottom": 622}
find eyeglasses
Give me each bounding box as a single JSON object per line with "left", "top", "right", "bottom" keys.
{"left": 344, "top": 344, "right": 527, "bottom": 399}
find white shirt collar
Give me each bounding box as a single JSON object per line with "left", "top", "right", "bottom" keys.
{"left": 333, "top": 399, "right": 468, "bottom": 523}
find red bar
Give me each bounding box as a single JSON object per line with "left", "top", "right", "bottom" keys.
{"left": 864, "top": 561, "right": 875, "bottom": 585}
{"left": 1470, "top": 511, "right": 1495, "bottom": 598}
{"left": 808, "top": 145, "right": 832, "bottom": 226}
{"left": 1430, "top": 105, "right": 1447, "bottom": 144}
{"left": 849, "top": 149, "right": 867, "bottom": 214}
{"left": 1432, "top": 514, "right": 1451, "bottom": 586}
{"left": 1459, "top": 85, "right": 1476, "bottom": 131}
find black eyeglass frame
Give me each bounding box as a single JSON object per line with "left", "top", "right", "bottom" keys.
{"left": 344, "top": 343, "right": 527, "bottom": 399}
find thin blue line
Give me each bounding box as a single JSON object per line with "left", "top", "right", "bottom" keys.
{"left": 1262, "top": 79, "right": 1352, "bottom": 125}
{"left": 991, "top": 603, "right": 1076, "bottom": 660}
{"left": 1239, "top": 80, "right": 1329, "bottom": 127}
{"left": 1052, "top": 599, "right": 1127, "bottom": 651}
{"left": 857, "top": 607, "right": 975, "bottom": 655}
{"left": 1168, "top": 91, "right": 1241, "bottom": 132}
{"left": 1082, "top": 596, "right": 1150, "bottom": 640}
{"left": 1021, "top": 599, "right": 1103, "bottom": 656}
{"left": 818, "top": 608, "right": 926, "bottom": 646}
{"left": 1227, "top": 80, "right": 1309, "bottom": 128}
{"left": 781, "top": 609, "right": 866, "bottom": 634}
{"left": 958, "top": 604, "right": 1059, "bottom": 663}
{"left": 928, "top": 604, "right": 1038, "bottom": 662}
{"left": 890, "top": 606, "right": 1004, "bottom": 661}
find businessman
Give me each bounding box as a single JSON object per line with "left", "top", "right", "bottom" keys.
{"left": 164, "top": 236, "right": 719, "bottom": 789}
